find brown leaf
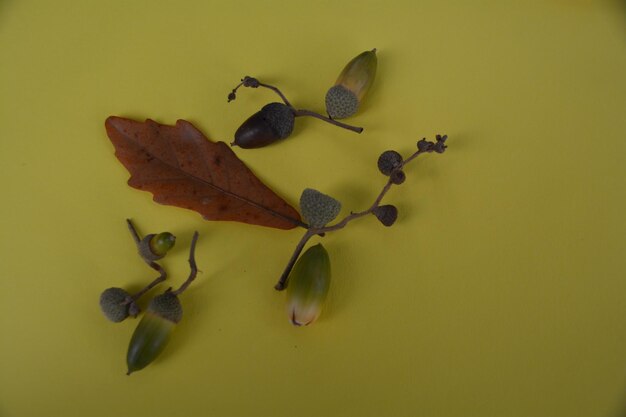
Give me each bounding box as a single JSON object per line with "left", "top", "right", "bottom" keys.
{"left": 105, "top": 116, "right": 303, "bottom": 230}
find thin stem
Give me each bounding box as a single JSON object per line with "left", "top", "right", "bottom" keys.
{"left": 294, "top": 109, "right": 363, "bottom": 134}
{"left": 257, "top": 81, "right": 292, "bottom": 108}
{"left": 228, "top": 77, "right": 293, "bottom": 108}
{"left": 274, "top": 229, "right": 315, "bottom": 290}
{"left": 172, "top": 232, "right": 200, "bottom": 296}
{"left": 274, "top": 148, "right": 434, "bottom": 291}
{"left": 126, "top": 219, "right": 167, "bottom": 301}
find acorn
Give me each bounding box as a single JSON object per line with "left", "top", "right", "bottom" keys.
{"left": 286, "top": 244, "right": 331, "bottom": 326}
{"left": 126, "top": 292, "right": 182, "bottom": 375}
{"left": 325, "top": 49, "right": 377, "bottom": 119}
{"left": 138, "top": 232, "right": 176, "bottom": 262}
{"left": 100, "top": 287, "right": 138, "bottom": 322}
{"left": 299, "top": 188, "right": 342, "bottom": 228}
{"left": 232, "top": 102, "right": 295, "bottom": 149}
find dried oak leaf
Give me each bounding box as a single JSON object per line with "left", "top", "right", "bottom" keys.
{"left": 105, "top": 116, "right": 303, "bottom": 230}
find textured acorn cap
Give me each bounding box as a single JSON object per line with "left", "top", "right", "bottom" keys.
{"left": 148, "top": 292, "right": 183, "bottom": 324}
{"left": 139, "top": 234, "right": 163, "bottom": 262}
{"left": 372, "top": 205, "right": 398, "bottom": 227}
{"left": 100, "top": 287, "right": 132, "bottom": 322}
{"left": 260, "top": 102, "right": 295, "bottom": 139}
{"left": 300, "top": 188, "right": 342, "bottom": 228}
{"left": 377, "top": 150, "right": 403, "bottom": 176}
{"left": 325, "top": 85, "right": 358, "bottom": 119}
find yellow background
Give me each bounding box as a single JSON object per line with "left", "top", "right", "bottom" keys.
{"left": 1, "top": 1, "right": 625, "bottom": 416}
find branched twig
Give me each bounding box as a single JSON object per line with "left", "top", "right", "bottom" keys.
{"left": 228, "top": 76, "right": 363, "bottom": 134}
{"left": 274, "top": 135, "right": 448, "bottom": 290}
{"left": 171, "top": 231, "right": 200, "bottom": 296}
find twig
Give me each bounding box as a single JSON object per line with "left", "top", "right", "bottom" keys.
{"left": 171, "top": 232, "right": 200, "bottom": 296}
{"left": 274, "top": 135, "right": 448, "bottom": 291}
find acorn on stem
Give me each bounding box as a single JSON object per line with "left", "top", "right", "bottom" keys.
{"left": 286, "top": 243, "right": 331, "bottom": 326}
{"left": 138, "top": 232, "right": 176, "bottom": 262}
{"left": 232, "top": 102, "right": 295, "bottom": 149}
{"left": 126, "top": 292, "right": 182, "bottom": 375}
{"left": 325, "top": 49, "right": 377, "bottom": 119}
{"left": 228, "top": 76, "right": 363, "bottom": 149}
{"left": 126, "top": 231, "right": 199, "bottom": 375}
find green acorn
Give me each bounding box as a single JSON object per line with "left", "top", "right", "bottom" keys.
{"left": 299, "top": 188, "right": 341, "bottom": 228}
{"left": 325, "top": 49, "right": 377, "bottom": 119}
{"left": 126, "top": 292, "right": 182, "bottom": 375}
{"left": 100, "top": 287, "right": 137, "bottom": 322}
{"left": 232, "top": 102, "right": 295, "bottom": 148}
{"left": 138, "top": 232, "right": 176, "bottom": 262}
{"left": 286, "top": 244, "right": 331, "bottom": 326}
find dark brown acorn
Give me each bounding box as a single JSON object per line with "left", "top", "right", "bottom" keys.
{"left": 232, "top": 102, "right": 295, "bottom": 149}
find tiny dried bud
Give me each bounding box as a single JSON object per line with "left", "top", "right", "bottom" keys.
{"left": 434, "top": 134, "right": 448, "bottom": 153}
{"left": 300, "top": 188, "right": 342, "bottom": 228}
{"left": 390, "top": 169, "right": 406, "bottom": 185}
{"left": 242, "top": 76, "right": 259, "bottom": 88}
{"left": 227, "top": 92, "right": 237, "bottom": 102}
{"left": 377, "top": 150, "right": 403, "bottom": 176}
{"left": 372, "top": 205, "right": 398, "bottom": 227}
{"left": 417, "top": 138, "right": 432, "bottom": 152}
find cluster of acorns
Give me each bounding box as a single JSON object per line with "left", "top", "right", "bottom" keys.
{"left": 100, "top": 49, "right": 449, "bottom": 374}
{"left": 99, "top": 220, "right": 199, "bottom": 375}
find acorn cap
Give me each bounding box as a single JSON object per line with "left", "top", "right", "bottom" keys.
{"left": 377, "top": 150, "right": 403, "bottom": 176}
{"left": 148, "top": 292, "right": 183, "bottom": 324}
{"left": 299, "top": 188, "right": 342, "bottom": 228}
{"left": 372, "top": 204, "right": 398, "bottom": 227}
{"left": 260, "top": 102, "right": 295, "bottom": 139}
{"left": 99, "top": 287, "right": 132, "bottom": 323}
{"left": 325, "top": 85, "right": 359, "bottom": 119}
{"left": 139, "top": 234, "right": 163, "bottom": 262}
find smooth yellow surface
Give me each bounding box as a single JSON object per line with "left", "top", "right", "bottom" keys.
{"left": 1, "top": 1, "right": 625, "bottom": 416}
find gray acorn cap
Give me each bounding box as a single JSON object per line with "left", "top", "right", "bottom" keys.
{"left": 325, "top": 85, "right": 358, "bottom": 119}
{"left": 100, "top": 287, "right": 132, "bottom": 323}
{"left": 261, "top": 102, "right": 295, "bottom": 139}
{"left": 300, "top": 188, "right": 342, "bottom": 228}
{"left": 148, "top": 292, "right": 183, "bottom": 324}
